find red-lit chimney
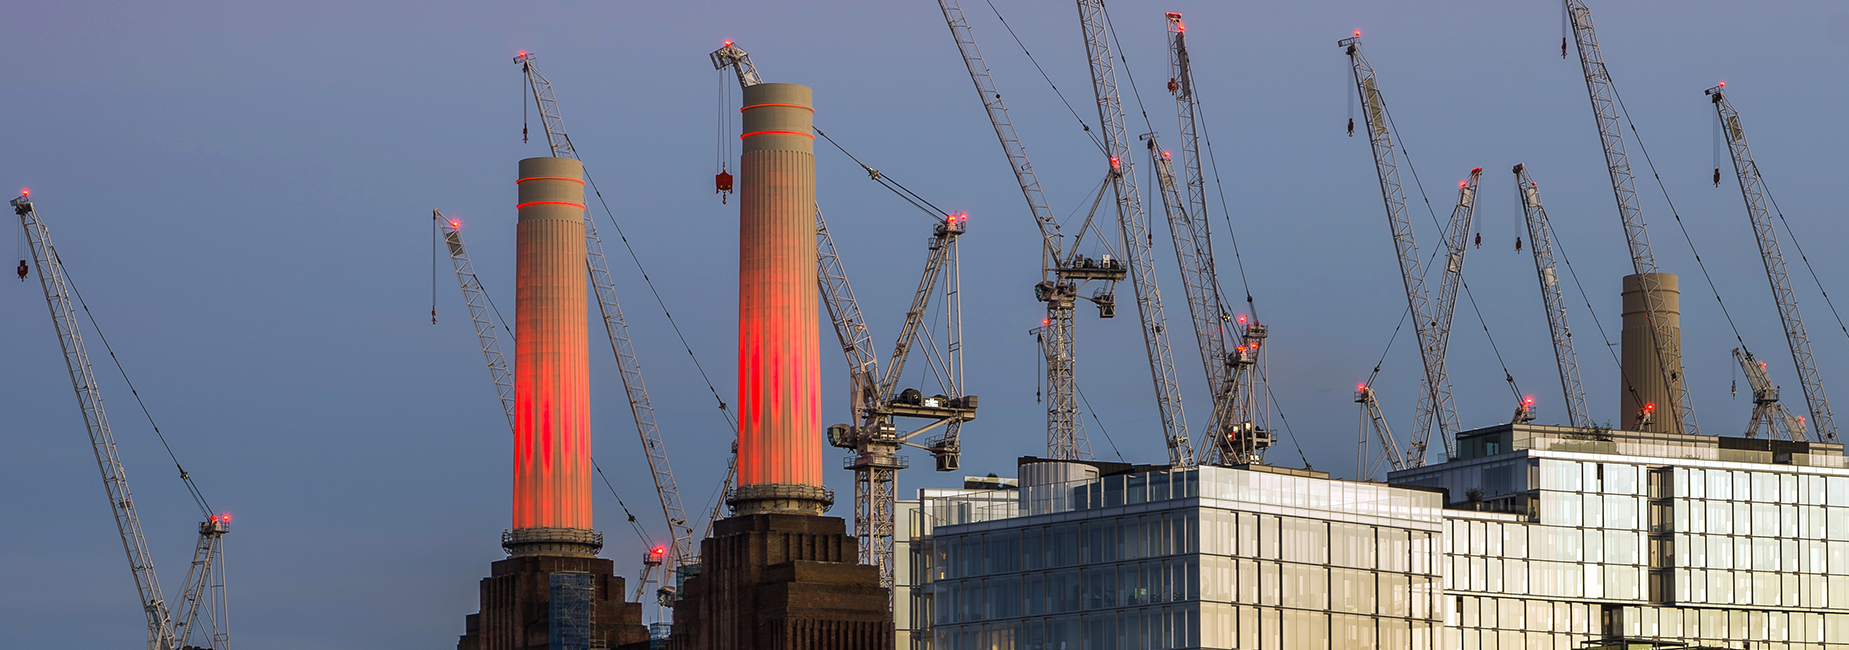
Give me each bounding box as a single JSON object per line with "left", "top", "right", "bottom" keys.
{"left": 507, "top": 156, "right": 599, "bottom": 556}
{"left": 731, "top": 82, "right": 830, "bottom": 516}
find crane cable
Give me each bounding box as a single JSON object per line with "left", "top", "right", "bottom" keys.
{"left": 57, "top": 250, "right": 212, "bottom": 518}
{"left": 981, "top": 0, "right": 1105, "bottom": 154}
{"left": 1606, "top": 79, "right": 1752, "bottom": 355}
{"left": 1760, "top": 177, "right": 1849, "bottom": 343}
{"left": 1372, "top": 78, "right": 1526, "bottom": 403}
{"left": 815, "top": 127, "right": 953, "bottom": 221}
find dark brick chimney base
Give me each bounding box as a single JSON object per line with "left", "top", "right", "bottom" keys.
{"left": 457, "top": 554, "right": 650, "bottom": 650}
{"left": 671, "top": 513, "right": 893, "bottom": 650}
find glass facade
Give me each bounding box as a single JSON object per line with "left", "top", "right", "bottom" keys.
{"left": 902, "top": 425, "right": 1849, "bottom": 649}
{"left": 922, "top": 465, "right": 1443, "bottom": 649}
{"left": 1394, "top": 424, "right": 1849, "bottom": 649}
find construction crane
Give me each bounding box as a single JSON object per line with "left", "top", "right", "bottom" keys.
{"left": 515, "top": 53, "right": 696, "bottom": 604}
{"left": 1341, "top": 34, "right": 1477, "bottom": 465}
{"left": 827, "top": 214, "right": 977, "bottom": 591}
{"left": 14, "top": 192, "right": 229, "bottom": 650}
{"left": 1355, "top": 384, "right": 1405, "bottom": 479}
{"left": 711, "top": 41, "right": 976, "bottom": 592}
{"left": 1160, "top": 13, "right": 1268, "bottom": 466}
{"left": 1513, "top": 164, "right": 1592, "bottom": 428}
{"left": 1075, "top": 0, "right": 1194, "bottom": 467}
{"left": 1733, "top": 348, "right": 1808, "bottom": 441}
{"left": 1707, "top": 84, "right": 1837, "bottom": 442}
{"left": 940, "top": 0, "right": 1125, "bottom": 463}
{"left": 1145, "top": 133, "right": 1258, "bottom": 466}
{"left": 1564, "top": 0, "right": 1700, "bottom": 435}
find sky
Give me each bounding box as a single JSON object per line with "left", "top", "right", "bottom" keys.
{"left": 3, "top": 1, "right": 1847, "bottom": 647}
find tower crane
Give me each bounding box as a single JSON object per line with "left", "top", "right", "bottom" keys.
{"left": 1513, "top": 164, "right": 1592, "bottom": 428}
{"left": 1145, "top": 133, "right": 1258, "bottom": 466}
{"left": 1341, "top": 34, "right": 1478, "bottom": 465}
{"left": 14, "top": 192, "right": 229, "bottom": 650}
{"left": 1732, "top": 348, "right": 1808, "bottom": 441}
{"left": 712, "top": 42, "right": 976, "bottom": 592}
{"left": 1707, "top": 84, "right": 1837, "bottom": 442}
{"left": 1075, "top": 0, "right": 1194, "bottom": 467}
{"left": 940, "top": 0, "right": 1126, "bottom": 463}
{"left": 1565, "top": 0, "right": 1700, "bottom": 435}
{"left": 1160, "top": 13, "right": 1268, "bottom": 466}
{"left": 515, "top": 53, "right": 696, "bottom": 604}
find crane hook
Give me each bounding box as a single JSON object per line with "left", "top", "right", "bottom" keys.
{"left": 1347, "top": 118, "right": 1354, "bottom": 138}
{"left": 16, "top": 259, "right": 26, "bottom": 281}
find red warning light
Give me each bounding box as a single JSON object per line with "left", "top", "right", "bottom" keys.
{"left": 450, "top": 219, "right": 461, "bottom": 229}
{"left": 1644, "top": 403, "right": 1656, "bottom": 411}
{"left": 518, "top": 50, "right": 527, "bottom": 57}
{"left": 1459, "top": 180, "right": 1468, "bottom": 188}
{"left": 1042, "top": 318, "right": 1050, "bottom": 327}
{"left": 1109, "top": 156, "right": 1120, "bottom": 170}
{"left": 221, "top": 513, "right": 231, "bottom": 522}
{"left": 724, "top": 40, "right": 733, "bottom": 47}
{"left": 1357, "top": 383, "right": 1368, "bottom": 391}
{"left": 1718, "top": 81, "right": 1725, "bottom": 88}
{"left": 1354, "top": 30, "right": 1362, "bottom": 37}
{"left": 20, "top": 189, "right": 27, "bottom": 197}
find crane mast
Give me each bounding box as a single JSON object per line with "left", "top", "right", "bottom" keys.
{"left": 1340, "top": 35, "right": 1467, "bottom": 465}
{"left": 1160, "top": 13, "right": 1267, "bottom": 467}
{"left": 939, "top": 0, "right": 1121, "bottom": 462}
{"left": 1513, "top": 165, "right": 1593, "bottom": 428}
{"left": 1707, "top": 85, "right": 1837, "bottom": 442}
{"left": 516, "top": 54, "right": 697, "bottom": 597}
{"left": 1075, "top": 0, "right": 1193, "bottom": 467}
{"left": 1733, "top": 348, "right": 1808, "bottom": 441}
{"left": 1564, "top": 0, "right": 1699, "bottom": 435}
{"left": 16, "top": 193, "right": 230, "bottom": 650}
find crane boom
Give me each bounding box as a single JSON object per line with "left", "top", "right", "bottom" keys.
{"left": 1076, "top": 0, "right": 1193, "bottom": 467}
{"left": 1564, "top": 0, "right": 1699, "bottom": 435}
{"left": 1355, "top": 385, "right": 1406, "bottom": 478}
{"left": 1340, "top": 36, "right": 1463, "bottom": 465}
{"left": 516, "top": 54, "right": 697, "bottom": 583}
{"left": 1707, "top": 85, "right": 1837, "bottom": 442}
{"left": 1513, "top": 165, "right": 1593, "bottom": 428}
{"left": 15, "top": 194, "right": 184, "bottom": 649}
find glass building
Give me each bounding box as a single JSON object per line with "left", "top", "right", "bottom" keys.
{"left": 899, "top": 424, "right": 1849, "bottom": 649}
{"left": 1394, "top": 423, "right": 1849, "bottom": 649}
{"left": 918, "top": 460, "right": 1445, "bottom": 649}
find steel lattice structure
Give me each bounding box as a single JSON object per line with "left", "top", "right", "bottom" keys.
{"left": 1707, "top": 85, "right": 1836, "bottom": 442}
{"left": 1075, "top": 0, "right": 1193, "bottom": 467}
{"left": 1355, "top": 385, "right": 1405, "bottom": 480}
{"left": 939, "top": 0, "right": 1116, "bottom": 462}
{"left": 16, "top": 194, "right": 228, "bottom": 650}
{"left": 1341, "top": 36, "right": 1471, "bottom": 465}
{"left": 1734, "top": 348, "right": 1808, "bottom": 441}
{"left": 1163, "top": 14, "right": 1268, "bottom": 467}
{"left": 1564, "top": 0, "right": 1699, "bottom": 435}
{"left": 1513, "top": 165, "right": 1593, "bottom": 428}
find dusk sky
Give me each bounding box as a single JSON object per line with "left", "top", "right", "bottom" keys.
{"left": 4, "top": 1, "right": 1847, "bottom": 647}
